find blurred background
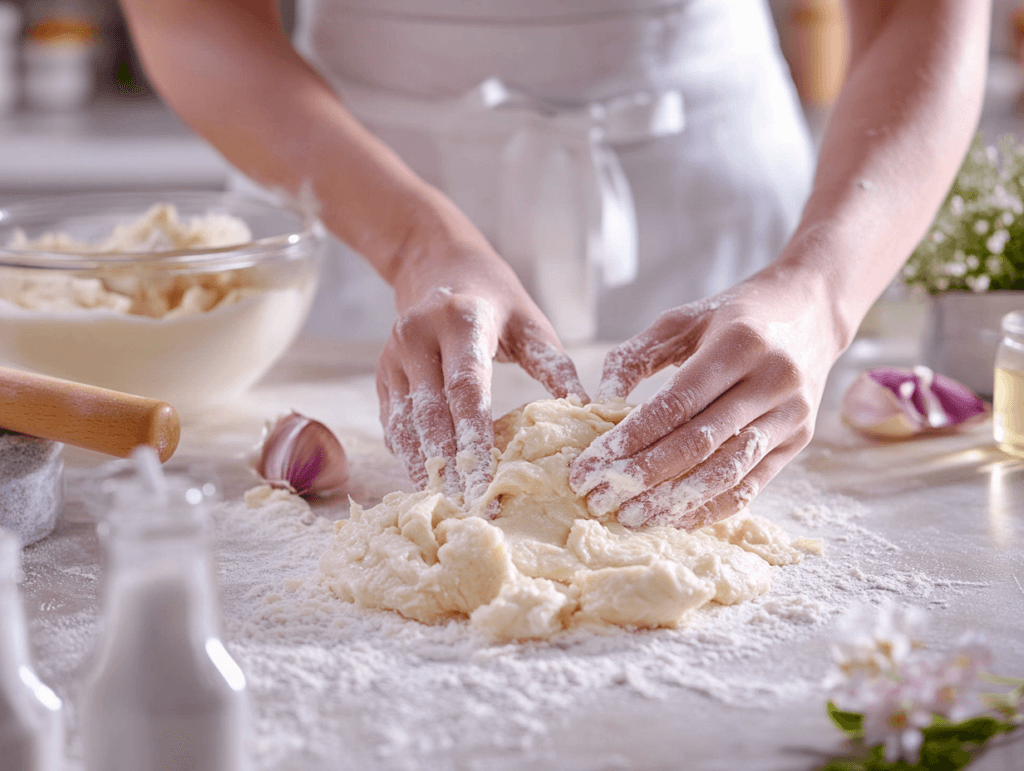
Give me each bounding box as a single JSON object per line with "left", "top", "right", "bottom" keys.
{"left": 0, "top": 0, "right": 1023, "bottom": 204}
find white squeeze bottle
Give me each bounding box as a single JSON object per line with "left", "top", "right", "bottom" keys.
{"left": 0, "top": 528, "right": 64, "bottom": 771}
{"left": 80, "top": 448, "right": 248, "bottom": 771}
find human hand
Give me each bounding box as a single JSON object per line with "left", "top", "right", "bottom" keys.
{"left": 377, "top": 238, "right": 587, "bottom": 508}
{"left": 568, "top": 276, "right": 846, "bottom": 530}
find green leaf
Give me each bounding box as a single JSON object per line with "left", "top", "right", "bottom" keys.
{"left": 819, "top": 760, "right": 867, "bottom": 771}
{"left": 828, "top": 702, "right": 865, "bottom": 737}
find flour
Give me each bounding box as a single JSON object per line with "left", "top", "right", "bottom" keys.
{"left": 19, "top": 435, "right": 989, "bottom": 771}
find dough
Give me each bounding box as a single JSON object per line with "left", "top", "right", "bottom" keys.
{"left": 320, "top": 397, "right": 808, "bottom": 642}
{"left": 1, "top": 203, "right": 258, "bottom": 319}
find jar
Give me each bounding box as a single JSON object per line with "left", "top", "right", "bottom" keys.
{"left": 993, "top": 309, "right": 1024, "bottom": 458}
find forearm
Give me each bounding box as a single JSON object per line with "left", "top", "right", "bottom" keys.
{"left": 119, "top": 0, "right": 471, "bottom": 288}
{"left": 765, "top": 0, "right": 990, "bottom": 351}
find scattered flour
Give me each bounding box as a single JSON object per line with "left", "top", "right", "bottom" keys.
{"left": 17, "top": 426, "right": 992, "bottom": 771}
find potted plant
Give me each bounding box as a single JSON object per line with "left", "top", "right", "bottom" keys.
{"left": 903, "top": 134, "right": 1024, "bottom": 398}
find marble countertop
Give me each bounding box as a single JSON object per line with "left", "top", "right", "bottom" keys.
{"left": 15, "top": 335, "right": 1024, "bottom": 771}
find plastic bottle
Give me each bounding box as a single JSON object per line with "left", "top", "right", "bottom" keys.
{"left": 0, "top": 528, "right": 64, "bottom": 771}
{"left": 80, "top": 448, "right": 248, "bottom": 771}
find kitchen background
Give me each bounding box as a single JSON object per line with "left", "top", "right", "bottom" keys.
{"left": 1, "top": 0, "right": 1023, "bottom": 201}
{"left": 1, "top": 0, "right": 1023, "bottom": 342}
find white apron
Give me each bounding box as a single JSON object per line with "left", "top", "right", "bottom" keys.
{"left": 291, "top": 0, "right": 814, "bottom": 342}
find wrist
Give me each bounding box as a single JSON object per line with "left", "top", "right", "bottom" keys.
{"left": 387, "top": 192, "right": 511, "bottom": 309}
{"left": 756, "top": 224, "right": 877, "bottom": 359}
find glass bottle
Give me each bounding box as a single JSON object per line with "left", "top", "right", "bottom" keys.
{"left": 994, "top": 310, "right": 1024, "bottom": 459}
{"left": 80, "top": 449, "right": 248, "bottom": 771}
{"left": 0, "top": 528, "right": 64, "bottom": 771}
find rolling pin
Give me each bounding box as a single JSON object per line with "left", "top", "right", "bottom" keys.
{"left": 0, "top": 367, "right": 180, "bottom": 462}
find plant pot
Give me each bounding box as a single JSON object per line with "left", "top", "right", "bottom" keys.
{"left": 922, "top": 291, "right": 1024, "bottom": 399}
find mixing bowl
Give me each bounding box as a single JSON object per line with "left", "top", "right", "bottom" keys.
{"left": 0, "top": 191, "right": 322, "bottom": 411}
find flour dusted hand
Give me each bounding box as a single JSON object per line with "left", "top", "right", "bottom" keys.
{"left": 569, "top": 276, "right": 844, "bottom": 531}
{"left": 378, "top": 238, "right": 586, "bottom": 505}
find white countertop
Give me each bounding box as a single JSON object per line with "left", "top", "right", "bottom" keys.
{"left": 15, "top": 336, "right": 1024, "bottom": 771}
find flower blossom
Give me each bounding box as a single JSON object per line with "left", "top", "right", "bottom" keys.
{"left": 828, "top": 607, "right": 994, "bottom": 766}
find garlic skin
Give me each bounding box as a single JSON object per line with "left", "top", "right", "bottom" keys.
{"left": 257, "top": 411, "right": 348, "bottom": 497}
{"left": 841, "top": 366, "right": 987, "bottom": 439}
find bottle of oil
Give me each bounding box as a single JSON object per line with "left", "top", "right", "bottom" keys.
{"left": 80, "top": 448, "right": 248, "bottom": 771}
{"left": 994, "top": 310, "right": 1024, "bottom": 458}
{"left": 0, "top": 528, "right": 64, "bottom": 771}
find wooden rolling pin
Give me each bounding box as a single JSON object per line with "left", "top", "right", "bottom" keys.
{"left": 0, "top": 367, "right": 180, "bottom": 462}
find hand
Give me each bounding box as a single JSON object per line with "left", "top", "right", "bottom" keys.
{"left": 377, "top": 236, "right": 587, "bottom": 508}
{"left": 568, "top": 275, "right": 845, "bottom": 530}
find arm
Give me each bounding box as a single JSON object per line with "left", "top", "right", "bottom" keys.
{"left": 569, "top": 0, "right": 990, "bottom": 529}
{"left": 119, "top": 0, "right": 586, "bottom": 501}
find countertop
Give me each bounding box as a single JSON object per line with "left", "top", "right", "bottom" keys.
{"left": 14, "top": 335, "right": 1024, "bottom": 771}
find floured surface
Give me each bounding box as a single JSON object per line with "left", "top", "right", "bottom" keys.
{"left": 15, "top": 340, "right": 1024, "bottom": 771}
{"left": 319, "top": 398, "right": 810, "bottom": 642}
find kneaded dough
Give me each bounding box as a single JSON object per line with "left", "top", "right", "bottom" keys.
{"left": 320, "top": 397, "right": 809, "bottom": 642}
{"left": 1, "top": 203, "right": 257, "bottom": 318}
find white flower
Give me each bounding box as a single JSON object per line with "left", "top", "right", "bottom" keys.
{"left": 902, "top": 263, "right": 917, "bottom": 278}
{"left": 974, "top": 219, "right": 990, "bottom": 235}
{"left": 950, "top": 195, "right": 965, "bottom": 216}
{"left": 946, "top": 262, "right": 968, "bottom": 276}
{"left": 859, "top": 677, "right": 932, "bottom": 764}
{"left": 930, "top": 231, "right": 945, "bottom": 243}
{"left": 830, "top": 603, "right": 926, "bottom": 682}
{"left": 965, "top": 254, "right": 980, "bottom": 269}
{"left": 1002, "top": 211, "right": 1015, "bottom": 225}
{"left": 936, "top": 277, "right": 949, "bottom": 291}
{"left": 987, "top": 230, "right": 1009, "bottom": 254}
{"left": 969, "top": 274, "right": 991, "bottom": 292}
{"left": 986, "top": 146, "right": 999, "bottom": 165}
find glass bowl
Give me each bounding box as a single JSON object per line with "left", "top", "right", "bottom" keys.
{"left": 0, "top": 191, "right": 322, "bottom": 412}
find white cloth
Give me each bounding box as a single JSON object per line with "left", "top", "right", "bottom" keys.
{"left": 293, "top": 0, "right": 814, "bottom": 342}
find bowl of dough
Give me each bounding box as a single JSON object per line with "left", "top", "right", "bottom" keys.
{"left": 0, "top": 191, "right": 322, "bottom": 412}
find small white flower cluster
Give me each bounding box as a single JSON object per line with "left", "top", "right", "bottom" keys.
{"left": 828, "top": 603, "right": 992, "bottom": 764}
{"left": 904, "top": 135, "right": 1024, "bottom": 293}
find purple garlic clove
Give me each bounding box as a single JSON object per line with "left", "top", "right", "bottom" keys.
{"left": 257, "top": 411, "right": 349, "bottom": 497}
{"left": 841, "top": 366, "right": 987, "bottom": 439}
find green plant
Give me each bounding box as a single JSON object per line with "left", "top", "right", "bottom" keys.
{"left": 903, "top": 134, "right": 1024, "bottom": 293}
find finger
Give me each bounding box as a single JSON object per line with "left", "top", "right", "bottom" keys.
{"left": 595, "top": 306, "right": 707, "bottom": 401}
{"left": 577, "top": 374, "right": 792, "bottom": 507}
{"left": 655, "top": 436, "right": 807, "bottom": 530}
{"left": 571, "top": 339, "right": 751, "bottom": 492}
{"left": 513, "top": 328, "right": 589, "bottom": 401}
{"left": 385, "top": 382, "right": 430, "bottom": 491}
{"left": 616, "top": 415, "right": 780, "bottom": 529}
{"left": 440, "top": 315, "right": 498, "bottom": 509}
{"left": 376, "top": 354, "right": 393, "bottom": 452}
{"left": 395, "top": 323, "right": 461, "bottom": 497}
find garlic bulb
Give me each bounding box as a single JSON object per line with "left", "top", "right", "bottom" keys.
{"left": 257, "top": 411, "right": 348, "bottom": 497}
{"left": 841, "top": 366, "right": 987, "bottom": 439}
